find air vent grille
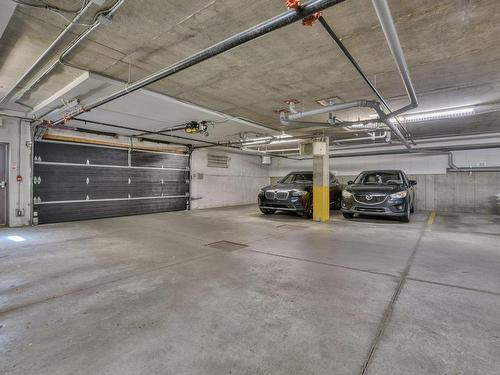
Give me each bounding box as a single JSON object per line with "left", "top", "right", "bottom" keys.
{"left": 207, "top": 154, "right": 230, "bottom": 168}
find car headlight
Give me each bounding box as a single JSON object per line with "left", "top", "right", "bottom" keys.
{"left": 258, "top": 189, "right": 264, "bottom": 195}
{"left": 291, "top": 190, "right": 306, "bottom": 197}
{"left": 390, "top": 190, "right": 407, "bottom": 199}
{"left": 342, "top": 190, "right": 353, "bottom": 199}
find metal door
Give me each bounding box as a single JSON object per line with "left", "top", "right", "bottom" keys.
{"left": 33, "top": 141, "right": 189, "bottom": 224}
{"left": 0, "top": 143, "right": 7, "bottom": 226}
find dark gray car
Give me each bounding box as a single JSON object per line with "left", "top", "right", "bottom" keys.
{"left": 341, "top": 170, "right": 416, "bottom": 222}
{"left": 258, "top": 171, "right": 342, "bottom": 217}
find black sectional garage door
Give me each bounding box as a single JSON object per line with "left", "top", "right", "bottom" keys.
{"left": 33, "top": 141, "right": 189, "bottom": 224}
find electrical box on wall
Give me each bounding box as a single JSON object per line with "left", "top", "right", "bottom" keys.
{"left": 262, "top": 156, "right": 271, "bottom": 165}
{"left": 313, "top": 141, "right": 327, "bottom": 156}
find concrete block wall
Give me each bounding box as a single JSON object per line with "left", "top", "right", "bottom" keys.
{"left": 0, "top": 118, "right": 32, "bottom": 227}
{"left": 409, "top": 172, "right": 500, "bottom": 214}
{"left": 190, "top": 148, "right": 269, "bottom": 209}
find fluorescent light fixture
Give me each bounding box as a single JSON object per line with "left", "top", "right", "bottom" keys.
{"left": 7, "top": 235, "right": 26, "bottom": 242}
{"left": 368, "top": 114, "right": 379, "bottom": 118}
{"left": 389, "top": 107, "right": 475, "bottom": 124}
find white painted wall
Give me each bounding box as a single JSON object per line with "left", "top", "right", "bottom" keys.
{"left": 269, "top": 148, "right": 500, "bottom": 178}
{"left": 190, "top": 148, "right": 269, "bottom": 209}
{"left": 0, "top": 118, "right": 32, "bottom": 227}
{"left": 452, "top": 148, "right": 500, "bottom": 168}
{"left": 270, "top": 153, "right": 448, "bottom": 176}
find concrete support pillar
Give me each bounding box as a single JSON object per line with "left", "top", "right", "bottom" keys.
{"left": 312, "top": 137, "right": 330, "bottom": 222}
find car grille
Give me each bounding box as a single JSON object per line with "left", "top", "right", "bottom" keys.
{"left": 356, "top": 207, "right": 385, "bottom": 213}
{"left": 264, "top": 191, "right": 289, "bottom": 201}
{"left": 354, "top": 194, "right": 387, "bottom": 204}
{"left": 265, "top": 191, "right": 275, "bottom": 200}
{"left": 276, "top": 191, "right": 289, "bottom": 200}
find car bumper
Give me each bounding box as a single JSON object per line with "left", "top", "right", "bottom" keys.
{"left": 341, "top": 198, "right": 408, "bottom": 217}
{"left": 258, "top": 197, "right": 305, "bottom": 212}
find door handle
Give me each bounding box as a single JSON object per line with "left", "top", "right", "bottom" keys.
{"left": 0, "top": 181, "right": 6, "bottom": 189}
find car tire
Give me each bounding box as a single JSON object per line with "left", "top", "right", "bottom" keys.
{"left": 400, "top": 204, "right": 411, "bottom": 223}
{"left": 332, "top": 199, "right": 341, "bottom": 210}
{"left": 302, "top": 204, "right": 313, "bottom": 218}
{"left": 343, "top": 212, "right": 354, "bottom": 219}
{"left": 260, "top": 208, "right": 276, "bottom": 215}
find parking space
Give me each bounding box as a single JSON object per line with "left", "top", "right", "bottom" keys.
{"left": 1, "top": 206, "right": 499, "bottom": 374}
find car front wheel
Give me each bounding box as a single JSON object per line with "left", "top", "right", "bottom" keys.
{"left": 260, "top": 208, "right": 276, "bottom": 215}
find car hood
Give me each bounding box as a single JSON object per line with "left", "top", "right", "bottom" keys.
{"left": 263, "top": 182, "right": 312, "bottom": 191}
{"left": 346, "top": 184, "right": 404, "bottom": 194}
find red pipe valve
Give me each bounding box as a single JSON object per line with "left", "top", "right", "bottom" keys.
{"left": 287, "top": 0, "right": 301, "bottom": 10}
{"left": 302, "top": 12, "right": 322, "bottom": 26}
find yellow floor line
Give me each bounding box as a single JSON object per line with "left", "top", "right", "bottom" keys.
{"left": 427, "top": 210, "right": 436, "bottom": 225}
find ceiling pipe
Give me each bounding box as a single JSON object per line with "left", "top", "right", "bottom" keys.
{"left": 317, "top": 14, "right": 412, "bottom": 140}
{"left": 331, "top": 131, "right": 389, "bottom": 144}
{"left": 46, "top": 0, "right": 347, "bottom": 127}
{"left": 285, "top": 100, "right": 366, "bottom": 121}
{"left": 0, "top": 112, "right": 33, "bottom": 121}
{"left": 282, "top": 99, "right": 411, "bottom": 148}
{"left": 317, "top": 17, "right": 390, "bottom": 112}
{"left": 0, "top": 0, "right": 95, "bottom": 105}
{"left": 9, "top": 0, "right": 126, "bottom": 104}
{"left": 357, "top": 100, "right": 411, "bottom": 148}
{"left": 61, "top": 117, "right": 297, "bottom": 159}
{"left": 372, "top": 0, "right": 418, "bottom": 118}
{"left": 281, "top": 1, "right": 417, "bottom": 149}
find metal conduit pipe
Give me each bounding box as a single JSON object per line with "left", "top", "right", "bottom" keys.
{"left": 364, "top": 100, "right": 411, "bottom": 149}
{"left": 280, "top": 99, "right": 410, "bottom": 148}
{"left": 372, "top": 0, "right": 418, "bottom": 117}
{"left": 47, "top": 0, "right": 347, "bottom": 126}
{"left": 0, "top": 0, "right": 95, "bottom": 104}
{"left": 285, "top": 100, "right": 366, "bottom": 121}
{"left": 280, "top": 118, "right": 332, "bottom": 128}
{"left": 331, "top": 131, "right": 389, "bottom": 144}
{"left": 0, "top": 112, "right": 34, "bottom": 121}
{"left": 448, "top": 151, "right": 458, "bottom": 170}
{"left": 317, "top": 14, "right": 412, "bottom": 140}
{"left": 11, "top": 0, "right": 126, "bottom": 104}
{"left": 285, "top": 99, "right": 410, "bottom": 147}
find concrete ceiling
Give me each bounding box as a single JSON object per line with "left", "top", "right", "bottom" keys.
{"left": 27, "top": 71, "right": 279, "bottom": 144}
{"left": 1, "top": 0, "right": 500, "bottom": 142}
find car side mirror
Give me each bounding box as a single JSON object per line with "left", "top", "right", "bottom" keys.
{"left": 409, "top": 180, "right": 417, "bottom": 186}
{"left": 347, "top": 180, "right": 353, "bottom": 185}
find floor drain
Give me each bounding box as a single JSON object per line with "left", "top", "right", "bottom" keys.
{"left": 205, "top": 240, "right": 248, "bottom": 251}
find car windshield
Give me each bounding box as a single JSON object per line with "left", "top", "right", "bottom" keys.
{"left": 354, "top": 171, "right": 403, "bottom": 185}
{"left": 280, "top": 173, "right": 313, "bottom": 184}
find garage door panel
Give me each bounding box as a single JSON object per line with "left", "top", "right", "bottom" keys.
{"left": 35, "top": 198, "right": 187, "bottom": 224}
{"left": 34, "top": 165, "right": 188, "bottom": 201}
{"left": 131, "top": 150, "right": 188, "bottom": 169}
{"left": 33, "top": 141, "right": 189, "bottom": 224}
{"left": 34, "top": 141, "right": 128, "bottom": 166}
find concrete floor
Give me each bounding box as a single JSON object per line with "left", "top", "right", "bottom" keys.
{"left": 0, "top": 206, "right": 499, "bottom": 375}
